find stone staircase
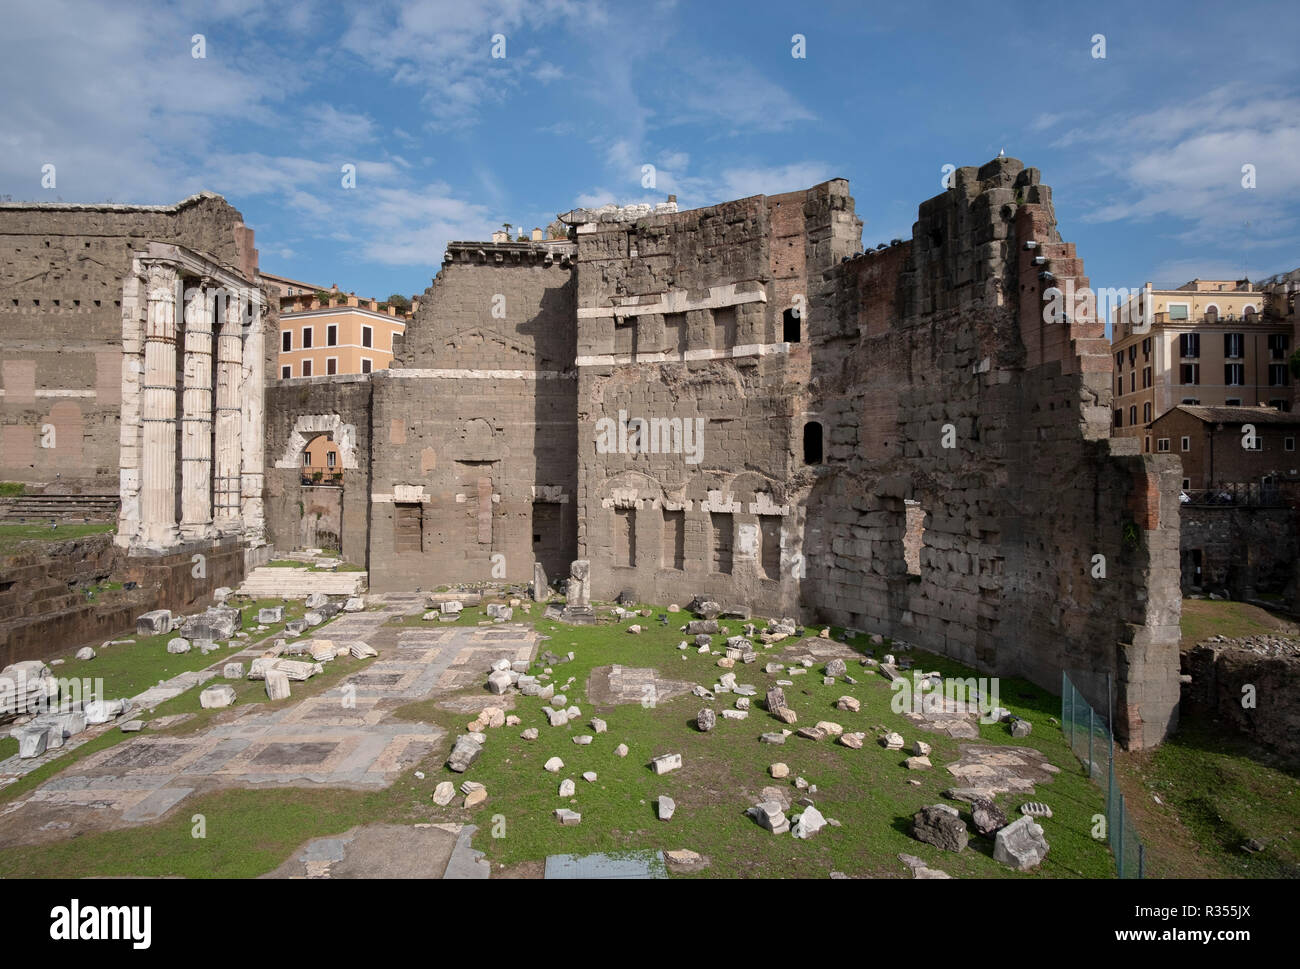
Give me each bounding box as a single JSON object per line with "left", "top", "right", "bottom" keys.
{"left": 237, "top": 566, "right": 367, "bottom": 599}
{"left": 0, "top": 494, "right": 119, "bottom": 522}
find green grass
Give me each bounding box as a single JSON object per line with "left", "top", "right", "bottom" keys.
{"left": 1179, "top": 598, "right": 1291, "bottom": 650}
{"left": 49, "top": 597, "right": 310, "bottom": 702}
{"left": 0, "top": 522, "right": 116, "bottom": 555}
{"left": 24, "top": 598, "right": 1280, "bottom": 879}
{"left": 1116, "top": 717, "right": 1299, "bottom": 878}
{"left": 0, "top": 482, "right": 25, "bottom": 497}
{"left": 399, "top": 608, "right": 1113, "bottom": 878}
{"left": 0, "top": 787, "right": 383, "bottom": 878}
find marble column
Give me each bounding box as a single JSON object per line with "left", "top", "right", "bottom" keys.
{"left": 115, "top": 264, "right": 146, "bottom": 548}
{"left": 240, "top": 293, "right": 267, "bottom": 545}
{"left": 214, "top": 287, "right": 244, "bottom": 534}
{"left": 138, "top": 261, "right": 181, "bottom": 550}
{"left": 180, "top": 277, "right": 215, "bottom": 539}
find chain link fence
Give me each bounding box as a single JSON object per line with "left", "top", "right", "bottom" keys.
{"left": 1061, "top": 672, "right": 1146, "bottom": 878}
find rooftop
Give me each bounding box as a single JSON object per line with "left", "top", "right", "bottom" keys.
{"left": 1165, "top": 405, "right": 1300, "bottom": 426}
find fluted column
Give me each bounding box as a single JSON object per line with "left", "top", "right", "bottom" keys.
{"left": 240, "top": 293, "right": 266, "bottom": 545}
{"left": 180, "top": 277, "right": 215, "bottom": 539}
{"left": 138, "top": 262, "right": 181, "bottom": 550}
{"left": 214, "top": 287, "right": 245, "bottom": 534}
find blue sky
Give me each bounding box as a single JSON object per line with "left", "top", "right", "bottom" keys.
{"left": 2, "top": 0, "right": 1297, "bottom": 307}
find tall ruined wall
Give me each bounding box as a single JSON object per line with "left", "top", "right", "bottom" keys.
{"left": 264, "top": 374, "right": 373, "bottom": 565}
{"left": 0, "top": 194, "right": 255, "bottom": 493}
{"left": 574, "top": 184, "right": 861, "bottom": 611}
{"left": 801, "top": 158, "right": 1181, "bottom": 748}
{"left": 365, "top": 247, "right": 578, "bottom": 591}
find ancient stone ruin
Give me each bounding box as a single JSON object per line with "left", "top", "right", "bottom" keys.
{"left": 0, "top": 158, "right": 1182, "bottom": 747}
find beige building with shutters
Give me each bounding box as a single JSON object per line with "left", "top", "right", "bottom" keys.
{"left": 1110, "top": 278, "right": 1292, "bottom": 451}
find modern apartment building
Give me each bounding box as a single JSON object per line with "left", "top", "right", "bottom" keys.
{"left": 275, "top": 288, "right": 412, "bottom": 378}
{"left": 1111, "top": 278, "right": 1291, "bottom": 450}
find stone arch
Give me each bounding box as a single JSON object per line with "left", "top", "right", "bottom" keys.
{"left": 274, "top": 414, "right": 358, "bottom": 470}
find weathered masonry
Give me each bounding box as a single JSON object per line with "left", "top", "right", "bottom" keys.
{"left": 262, "top": 158, "right": 1180, "bottom": 747}
{"left": 0, "top": 193, "right": 272, "bottom": 558}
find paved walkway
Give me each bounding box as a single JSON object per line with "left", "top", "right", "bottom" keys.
{"left": 0, "top": 596, "right": 539, "bottom": 845}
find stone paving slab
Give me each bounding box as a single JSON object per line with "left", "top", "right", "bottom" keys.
{"left": 0, "top": 596, "right": 539, "bottom": 838}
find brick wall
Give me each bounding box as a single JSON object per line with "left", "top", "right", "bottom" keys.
{"left": 0, "top": 194, "right": 254, "bottom": 493}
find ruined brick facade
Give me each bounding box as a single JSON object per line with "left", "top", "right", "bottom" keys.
{"left": 261, "top": 157, "right": 1181, "bottom": 747}
{"left": 0, "top": 194, "right": 257, "bottom": 494}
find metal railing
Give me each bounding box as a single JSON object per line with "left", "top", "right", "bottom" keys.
{"left": 1061, "top": 672, "right": 1146, "bottom": 878}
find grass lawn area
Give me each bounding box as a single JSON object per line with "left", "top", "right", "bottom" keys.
{"left": 0, "top": 522, "right": 116, "bottom": 555}
{"left": 1179, "top": 598, "right": 1295, "bottom": 650}
{"left": 48, "top": 597, "right": 312, "bottom": 701}
{"left": 398, "top": 607, "right": 1113, "bottom": 879}
{"left": 1114, "top": 717, "right": 1299, "bottom": 878}
{"left": 1108, "top": 595, "right": 1300, "bottom": 878}
{"left": 0, "top": 596, "right": 328, "bottom": 813}
{"left": 21, "top": 594, "right": 1296, "bottom": 879}
{"left": 0, "top": 482, "right": 25, "bottom": 497}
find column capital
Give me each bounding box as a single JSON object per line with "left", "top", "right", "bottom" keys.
{"left": 143, "top": 261, "right": 179, "bottom": 303}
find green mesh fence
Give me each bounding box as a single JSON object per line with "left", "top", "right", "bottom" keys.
{"left": 1062, "top": 672, "right": 1146, "bottom": 878}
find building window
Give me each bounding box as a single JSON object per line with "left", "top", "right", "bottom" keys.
{"left": 1181, "top": 436, "right": 1191, "bottom": 452}
{"left": 326, "top": 357, "right": 337, "bottom": 375}
{"left": 1128, "top": 405, "right": 1137, "bottom": 426}
{"left": 1143, "top": 402, "right": 1152, "bottom": 422}
{"left": 327, "top": 324, "right": 338, "bottom": 347}
{"left": 1269, "top": 364, "right": 1289, "bottom": 387}
{"left": 1142, "top": 366, "right": 1151, "bottom": 389}
{"left": 302, "top": 451, "right": 311, "bottom": 467}
{"left": 361, "top": 358, "right": 373, "bottom": 374}
{"left": 302, "top": 326, "right": 313, "bottom": 349}
{"left": 362, "top": 325, "right": 373, "bottom": 349}
{"left": 1128, "top": 345, "right": 1137, "bottom": 365}
{"left": 1142, "top": 336, "right": 1151, "bottom": 359}
{"left": 1115, "top": 351, "right": 1124, "bottom": 370}
{"left": 1225, "top": 397, "right": 1242, "bottom": 406}
{"left": 782, "top": 308, "right": 801, "bottom": 343}
{"left": 1181, "top": 397, "right": 1200, "bottom": 405}
{"left": 1270, "top": 399, "right": 1291, "bottom": 412}
{"left": 1225, "top": 363, "right": 1244, "bottom": 386}
{"left": 1224, "top": 332, "right": 1244, "bottom": 359}
{"left": 1179, "top": 332, "right": 1199, "bottom": 358}
{"left": 1114, "top": 409, "right": 1122, "bottom": 428}
{"left": 1180, "top": 364, "right": 1200, "bottom": 385}
{"left": 1168, "top": 304, "right": 1189, "bottom": 320}
{"left": 327, "top": 451, "right": 336, "bottom": 468}
{"left": 1268, "top": 333, "right": 1289, "bottom": 360}
{"left": 302, "top": 359, "right": 312, "bottom": 377}
{"left": 1143, "top": 436, "right": 1150, "bottom": 452}
{"left": 1182, "top": 478, "right": 1191, "bottom": 490}
{"left": 1286, "top": 437, "right": 1296, "bottom": 452}
{"left": 1157, "top": 438, "right": 1170, "bottom": 452}
{"left": 1129, "top": 371, "right": 1135, "bottom": 393}
{"left": 803, "top": 421, "right": 823, "bottom": 464}
{"left": 281, "top": 364, "right": 291, "bottom": 379}
{"left": 282, "top": 330, "right": 292, "bottom": 352}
